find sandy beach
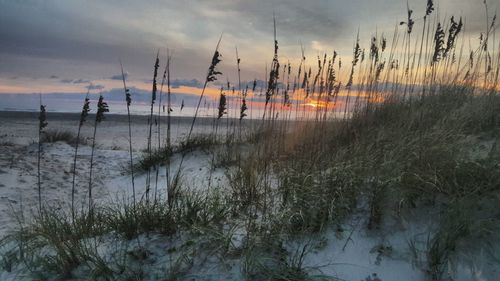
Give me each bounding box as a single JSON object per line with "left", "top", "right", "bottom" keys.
{"left": 1, "top": 110, "right": 498, "bottom": 281}
{"left": 0, "top": 111, "right": 243, "bottom": 236}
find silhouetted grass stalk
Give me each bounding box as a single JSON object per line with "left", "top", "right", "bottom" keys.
{"left": 71, "top": 90, "right": 90, "bottom": 221}
{"left": 166, "top": 51, "right": 173, "bottom": 201}
{"left": 119, "top": 61, "right": 136, "bottom": 209}
{"left": 146, "top": 52, "right": 160, "bottom": 204}
{"left": 88, "top": 95, "right": 109, "bottom": 214}
{"left": 37, "top": 94, "right": 48, "bottom": 212}
{"left": 171, "top": 35, "right": 223, "bottom": 204}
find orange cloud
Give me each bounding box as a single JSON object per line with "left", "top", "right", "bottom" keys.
{"left": 0, "top": 77, "right": 86, "bottom": 94}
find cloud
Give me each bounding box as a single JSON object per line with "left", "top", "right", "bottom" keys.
{"left": 0, "top": 86, "right": 217, "bottom": 113}
{"left": 60, "top": 78, "right": 91, "bottom": 84}
{"left": 142, "top": 78, "right": 204, "bottom": 89}
{"left": 0, "top": 0, "right": 494, "bottom": 84}
{"left": 73, "top": 79, "right": 91, "bottom": 84}
{"left": 170, "top": 79, "right": 203, "bottom": 88}
{"left": 110, "top": 72, "right": 128, "bottom": 80}
{"left": 86, "top": 84, "right": 105, "bottom": 90}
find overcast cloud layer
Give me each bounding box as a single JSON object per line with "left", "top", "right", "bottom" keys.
{"left": 0, "top": 0, "right": 495, "bottom": 94}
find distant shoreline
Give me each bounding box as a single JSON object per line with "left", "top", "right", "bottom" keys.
{"left": 0, "top": 110, "right": 272, "bottom": 125}
{"left": 0, "top": 110, "right": 197, "bottom": 123}
{"left": 0, "top": 110, "right": 336, "bottom": 130}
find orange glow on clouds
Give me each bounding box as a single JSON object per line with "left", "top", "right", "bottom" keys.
{"left": 302, "top": 100, "right": 329, "bottom": 108}
{"left": 0, "top": 76, "right": 387, "bottom": 110}
{"left": 0, "top": 77, "right": 86, "bottom": 94}
{"left": 170, "top": 85, "right": 222, "bottom": 99}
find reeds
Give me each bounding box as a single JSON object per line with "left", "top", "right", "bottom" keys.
{"left": 88, "top": 95, "right": 109, "bottom": 214}
{"left": 188, "top": 34, "right": 223, "bottom": 138}
{"left": 263, "top": 14, "right": 280, "bottom": 120}
{"left": 165, "top": 51, "right": 173, "bottom": 201}
{"left": 3, "top": 3, "right": 500, "bottom": 280}
{"left": 71, "top": 90, "right": 90, "bottom": 221}
{"left": 119, "top": 61, "right": 136, "bottom": 209}
{"left": 171, "top": 35, "right": 223, "bottom": 203}
{"left": 145, "top": 52, "right": 160, "bottom": 204}
{"left": 37, "top": 94, "right": 48, "bottom": 212}
{"left": 217, "top": 87, "right": 227, "bottom": 120}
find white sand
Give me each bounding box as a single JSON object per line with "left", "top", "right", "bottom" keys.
{"left": 0, "top": 111, "right": 498, "bottom": 281}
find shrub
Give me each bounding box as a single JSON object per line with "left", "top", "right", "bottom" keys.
{"left": 134, "top": 145, "right": 172, "bottom": 172}
{"left": 41, "top": 130, "right": 87, "bottom": 146}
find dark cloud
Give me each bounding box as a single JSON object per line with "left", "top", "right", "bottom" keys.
{"left": 86, "top": 84, "right": 105, "bottom": 90}
{"left": 100, "top": 86, "right": 205, "bottom": 107}
{"left": 73, "top": 79, "right": 91, "bottom": 84}
{"left": 0, "top": 86, "right": 212, "bottom": 113}
{"left": 0, "top": 1, "right": 167, "bottom": 79}
{"left": 203, "top": 0, "right": 346, "bottom": 44}
{"left": 0, "top": 0, "right": 494, "bottom": 83}
{"left": 170, "top": 79, "right": 203, "bottom": 88}
{"left": 141, "top": 78, "right": 204, "bottom": 88}
{"left": 60, "top": 78, "right": 91, "bottom": 84}
{"left": 110, "top": 73, "right": 128, "bottom": 80}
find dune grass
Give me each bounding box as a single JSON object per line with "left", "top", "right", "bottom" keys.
{"left": 2, "top": 88, "right": 499, "bottom": 280}
{"left": 1, "top": 1, "right": 499, "bottom": 280}
{"left": 41, "top": 130, "right": 88, "bottom": 146}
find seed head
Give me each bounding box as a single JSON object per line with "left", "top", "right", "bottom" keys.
{"left": 207, "top": 51, "right": 223, "bottom": 82}
{"left": 432, "top": 23, "right": 445, "bottom": 64}
{"left": 96, "top": 95, "right": 109, "bottom": 123}
{"left": 39, "top": 104, "right": 48, "bottom": 132}
{"left": 125, "top": 88, "right": 132, "bottom": 107}
{"left": 240, "top": 98, "right": 248, "bottom": 121}
{"left": 80, "top": 97, "right": 90, "bottom": 126}
{"left": 152, "top": 55, "right": 160, "bottom": 102}
{"left": 426, "top": 0, "right": 434, "bottom": 18}
{"left": 217, "top": 87, "right": 227, "bottom": 119}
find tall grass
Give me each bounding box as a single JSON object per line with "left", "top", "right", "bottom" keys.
{"left": 145, "top": 52, "right": 160, "bottom": 204}
{"left": 88, "top": 95, "right": 109, "bottom": 214}
{"left": 119, "top": 61, "right": 136, "bottom": 209}
{"left": 171, "top": 35, "right": 223, "bottom": 203}
{"left": 71, "top": 91, "right": 90, "bottom": 221}
{"left": 37, "top": 94, "right": 48, "bottom": 212}
{"left": 165, "top": 50, "right": 173, "bottom": 201}
{"left": 2, "top": 2, "right": 500, "bottom": 280}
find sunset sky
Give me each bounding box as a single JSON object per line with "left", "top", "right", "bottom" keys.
{"left": 0, "top": 0, "right": 496, "bottom": 111}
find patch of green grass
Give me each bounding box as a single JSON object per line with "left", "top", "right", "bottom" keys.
{"left": 0, "top": 185, "right": 234, "bottom": 279}
{"left": 134, "top": 145, "right": 172, "bottom": 172}
{"left": 278, "top": 164, "right": 360, "bottom": 234}
{"left": 177, "top": 134, "right": 218, "bottom": 154}
{"left": 3, "top": 208, "right": 109, "bottom": 279}
{"left": 41, "top": 130, "right": 87, "bottom": 146}
{"left": 226, "top": 153, "right": 266, "bottom": 212}
{"left": 242, "top": 237, "right": 334, "bottom": 281}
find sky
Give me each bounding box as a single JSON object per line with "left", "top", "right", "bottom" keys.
{"left": 0, "top": 0, "right": 496, "bottom": 112}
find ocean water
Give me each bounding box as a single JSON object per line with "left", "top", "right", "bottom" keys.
{"left": 0, "top": 95, "right": 348, "bottom": 120}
